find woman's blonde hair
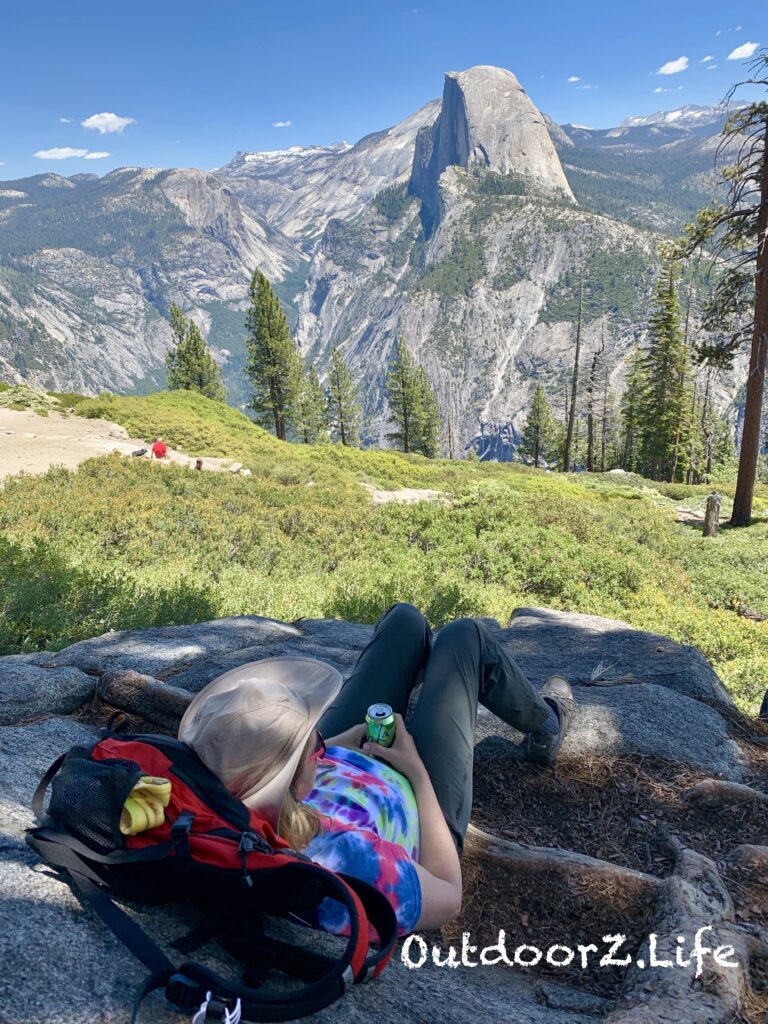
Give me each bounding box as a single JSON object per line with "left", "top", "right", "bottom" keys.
{"left": 277, "top": 731, "right": 328, "bottom": 851}
{"left": 278, "top": 789, "right": 322, "bottom": 851}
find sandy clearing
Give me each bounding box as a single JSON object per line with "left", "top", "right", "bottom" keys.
{"left": 0, "top": 408, "right": 247, "bottom": 481}
{"left": 0, "top": 407, "right": 143, "bottom": 481}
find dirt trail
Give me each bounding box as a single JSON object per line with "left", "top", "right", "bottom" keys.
{"left": 0, "top": 408, "right": 246, "bottom": 481}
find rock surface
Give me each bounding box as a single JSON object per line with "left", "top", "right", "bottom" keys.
{"left": 38, "top": 606, "right": 744, "bottom": 779}
{"left": 0, "top": 662, "right": 95, "bottom": 726}
{"left": 1, "top": 606, "right": 764, "bottom": 1023}
{"left": 0, "top": 168, "right": 304, "bottom": 402}
{"left": 411, "top": 66, "right": 575, "bottom": 225}
{"left": 217, "top": 101, "right": 442, "bottom": 247}
{"left": 503, "top": 607, "right": 735, "bottom": 710}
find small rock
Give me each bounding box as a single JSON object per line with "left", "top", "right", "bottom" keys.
{"left": 476, "top": 682, "right": 744, "bottom": 781}
{"left": 503, "top": 607, "right": 734, "bottom": 712}
{"left": 0, "top": 663, "right": 95, "bottom": 726}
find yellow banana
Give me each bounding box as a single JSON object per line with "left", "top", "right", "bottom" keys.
{"left": 133, "top": 776, "right": 172, "bottom": 807}
{"left": 140, "top": 793, "right": 167, "bottom": 830}
{"left": 120, "top": 797, "right": 149, "bottom": 835}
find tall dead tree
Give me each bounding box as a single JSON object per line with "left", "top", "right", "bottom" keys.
{"left": 586, "top": 326, "right": 605, "bottom": 472}
{"left": 562, "top": 275, "right": 584, "bottom": 472}
{"left": 600, "top": 364, "right": 610, "bottom": 472}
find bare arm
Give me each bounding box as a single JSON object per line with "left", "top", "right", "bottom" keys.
{"left": 324, "top": 722, "right": 366, "bottom": 750}
{"left": 364, "top": 714, "right": 463, "bottom": 928}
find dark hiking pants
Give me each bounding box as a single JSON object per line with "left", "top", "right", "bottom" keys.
{"left": 317, "top": 602, "right": 550, "bottom": 856}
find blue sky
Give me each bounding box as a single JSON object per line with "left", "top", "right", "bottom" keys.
{"left": 1, "top": 0, "right": 764, "bottom": 181}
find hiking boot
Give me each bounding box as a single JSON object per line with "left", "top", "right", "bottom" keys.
{"left": 523, "top": 675, "right": 577, "bottom": 767}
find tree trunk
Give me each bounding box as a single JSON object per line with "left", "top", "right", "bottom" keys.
{"left": 702, "top": 369, "right": 714, "bottom": 478}
{"left": 669, "top": 365, "right": 685, "bottom": 483}
{"left": 731, "top": 121, "right": 768, "bottom": 527}
{"left": 600, "top": 365, "right": 609, "bottom": 472}
{"left": 586, "top": 331, "right": 604, "bottom": 473}
{"left": 562, "top": 277, "right": 583, "bottom": 472}
{"left": 703, "top": 492, "right": 721, "bottom": 537}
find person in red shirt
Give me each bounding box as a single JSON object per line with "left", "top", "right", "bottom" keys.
{"left": 151, "top": 437, "right": 168, "bottom": 459}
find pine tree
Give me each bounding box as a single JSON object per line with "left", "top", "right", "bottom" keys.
{"left": 712, "top": 414, "right": 738, "bottom": 479}
{"left": 673, "top": 54, "right": 768, "bottom": 524}
{"left": 601, "top": 382, "right": 623, "bottom": 471}
{"left": 413, "top": 366, "right": 441, "bottom": 457}
{"left": 296, "top": 365, "right": 329, "bottom": 444}
{"left": 326, "top": 347, "right": 361, "bottom": 447}
{"left": 620, "top": 346, "right": 648, "bottom": 472}
{"left": 245, "top": 270, "right": 304, "bottom": 441}
{"left": 165, "top": 305, "right": 226, "bottom": 402}
{"left": 385, "top": 339, "right": 422, "bottom": 454}
{"left": 562, "top": 276, "right": 584, "bottom": 471}
{"left": 586, "top": 331, "right": 605, "bottom": 472}
{"left": 638, "top": 261, "right": 691, "bottom": 481}
{"left": 519, "top": 384, "right": 556, "bottom": 467}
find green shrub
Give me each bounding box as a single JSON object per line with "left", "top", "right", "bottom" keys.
{"left": 0, "top": 389, "right": 764, "bottom": 715}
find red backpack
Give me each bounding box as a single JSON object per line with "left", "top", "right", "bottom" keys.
{"left": 27, "top": 729, "right": 398, "bottom": 1023}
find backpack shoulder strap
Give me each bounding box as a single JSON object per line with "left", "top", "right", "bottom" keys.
{"left": 27, "top": 828, "right": 393, "bottom": 1022}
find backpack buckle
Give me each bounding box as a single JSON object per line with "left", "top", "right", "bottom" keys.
{"left": 191, "top": 990, "right": 242, "bottom": 1024}
{"left": 171, "top": 812, "right": 195, "bottom": 856}
{"left": 238, "top": 831, "right": 271, "bottom": 856}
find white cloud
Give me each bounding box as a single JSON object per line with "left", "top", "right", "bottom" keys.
{"left": 0, "top": 161, "right": 4, "bottom": 166}
{"left": 272, "top": 120, "right": 292, "bottom": 128}
{"left": 577, "top": 84, "right": 598, "bottom": 90}
{"left": 567, "top": 75, "right": 580, "bottom": 83}
{"left": 34, "top": 147, "right": 109, "bottom": 160}
{"left": 708, "top": 64, "right": 718, "bottom": 70}
{"left": 728, "top": 41, "right": 759, "bottom": 60}
{"left": 58, "top": 117, "right": 74, "bottom": 123}
{"left": 654, "top": 85, "right": 684, "bottom": 93}
{"left": 716, "top": 29, "right": 722, "bottom": 36}
{"left": 81, "top": 112, "right": 136, "bottom": 134}
{"left": 35, "top": 147, "right": 89, "bottom": 159}
{"left": 657, "top": 55, "right": 689, "bottom": 75}
{"left": 701, "top": 55, "right": 714, "bottom": 62}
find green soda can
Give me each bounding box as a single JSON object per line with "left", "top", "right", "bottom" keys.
{"left": 365, "top": 703, "right": 397, "bottom": 748}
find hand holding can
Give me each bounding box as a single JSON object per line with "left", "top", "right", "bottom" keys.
{"left": 365, "top": 703, "right": 397, "bottom": 748}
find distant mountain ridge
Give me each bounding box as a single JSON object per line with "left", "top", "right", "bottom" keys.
{"left": 619, "top": 103, "right": 737, "bottom": 130}
{"left": 0, "top": 70, "right": 740, "bottom": 456}
{"left": 215, "top": 102, "right": 441, "bottom": 248}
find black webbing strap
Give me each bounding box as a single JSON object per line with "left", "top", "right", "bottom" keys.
{"left": 338, "top": 873, "right": 398, "bottom": 981}
{"left": 27, "top": 833, "right": 380, "bottom": 1022}
{"left": 28, "top": 826, "right": 177, "bottom": 865}
{"left": 31, "top": 752, "right": 66, "bottom": 821}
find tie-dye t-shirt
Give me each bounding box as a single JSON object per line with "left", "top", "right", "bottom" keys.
{"left": 300, "top": 745, "right": 422, "bottom": 936}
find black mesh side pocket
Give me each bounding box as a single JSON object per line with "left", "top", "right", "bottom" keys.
{"left": 47, "top": 745, "right": 144, "bottom": 852}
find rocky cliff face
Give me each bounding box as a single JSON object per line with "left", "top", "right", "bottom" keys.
{"left": 294, "top": 66, "right": 741, "bottom": 455}
{"left": 411, "top": 67, "right": 575, "bottom": 229}
{"left": 0, "top": 168, "right": 304, "bottom": 397}
{"left": 216, "top": 101, "right": 441, "bottom": 248}
{"left": 296, "top": 166, "right": 665, "bottom": 453}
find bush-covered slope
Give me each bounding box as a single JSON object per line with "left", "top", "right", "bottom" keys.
{"left": 0, "top": 391, "right": 765, "bottom": 713}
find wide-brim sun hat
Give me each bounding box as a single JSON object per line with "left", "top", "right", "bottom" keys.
{"left": 178, "top": 656, "right": 343, "bottom": 829}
